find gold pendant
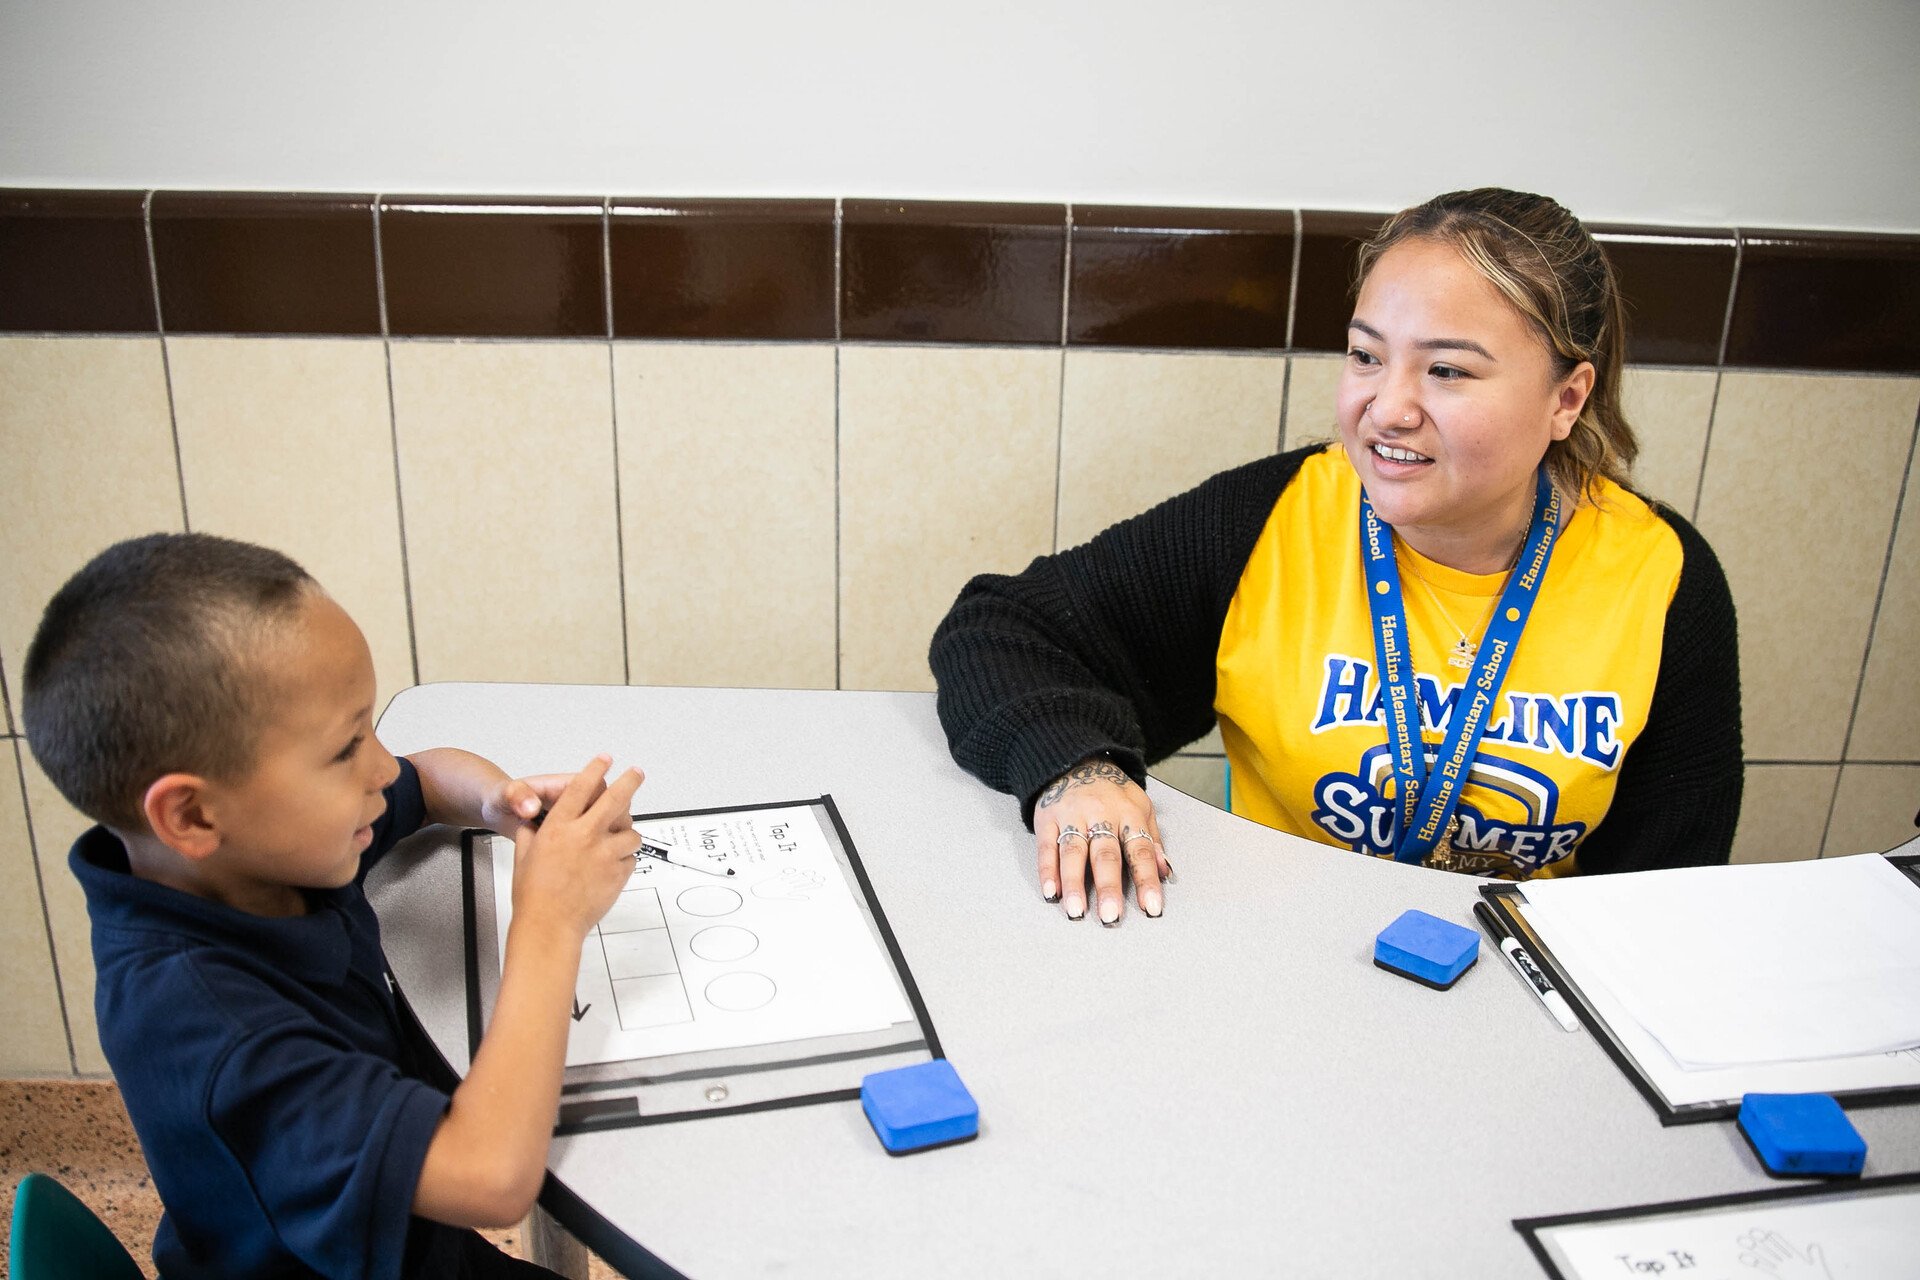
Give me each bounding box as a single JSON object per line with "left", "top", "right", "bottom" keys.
{"left": 1447, "top": 637, "right": 1476, "bottom": 669}
{"left": 1426, "top": 816, "right": 1463, "bottom": 871}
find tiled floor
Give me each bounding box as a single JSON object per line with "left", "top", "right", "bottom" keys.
{"left": 0, "top": 1078, "right": 619, "bottom": 1277}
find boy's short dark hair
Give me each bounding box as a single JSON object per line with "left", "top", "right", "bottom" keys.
{"left": 22, "top": 533, "right": 317, "bottom": 831}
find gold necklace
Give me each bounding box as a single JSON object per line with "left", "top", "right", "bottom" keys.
{"left": 1409, "top": 571, "right": 1502, "bottom": 669}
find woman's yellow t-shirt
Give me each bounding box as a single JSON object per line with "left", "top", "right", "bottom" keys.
{"left": 1214, "top": 447, "right": 1684, "bottom": 878}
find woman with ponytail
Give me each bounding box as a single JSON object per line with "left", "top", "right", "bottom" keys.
{"left": 931, "top": 188, "right": 1742, "bottom": 924}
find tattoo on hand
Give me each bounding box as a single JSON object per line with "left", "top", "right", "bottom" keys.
{"left": 1036, "top": 759, "right": 1133, "bottom": 809}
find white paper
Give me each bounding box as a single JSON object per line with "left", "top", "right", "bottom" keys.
{"left": 1518, "top": 897, "right": 1920, "bottom": 1108}
{"left": 1519, "top": 856, "right": 1920, "bottom": 1070}
{"left": 491, "top": 804, "right": 913, "bottom": 1066}
{"left": 1534, "top": 1182, "right": 1920, "bottom": 1280}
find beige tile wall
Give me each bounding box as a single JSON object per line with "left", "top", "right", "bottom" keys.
{"left": 17, "top": 752, "right": 107, "bottom": 1073}
{"left": 1279, "top": 353, "right": 1342, "bottom": 450}
{"left": 1, "top": 332, "right": 1915, "bottom": 1074}
{"left": 168, "top": 337, "right": 416, "bottom": 707}
{"left": 614, "top": 343, "right": 837, "bottom": 689}
{"left": 1696, "top": 373, "right": 1920, "bottom": 762}
{"left": 838, "top": 345, "right": 1059, "bottom": 690}
{"left": 1847, "top": 428, "right": 1920, "bottom": 762}
{"left": 1056, "top": 351, "right": 1284, "bottom": 549}
{"left": 0, "top": 741, "right": 70, "bottom": 1074}
{"left": 389, "top": 341, "right": 626, "bottom": 686}
{"left": 1621, "top": 367, "right": 1717, "bottom": 515}
{"left": 0, "top": 338, "right": 182, "bottom": 706}
{"left": 1732, "top": 763, "right": 1841, "bottom": 864}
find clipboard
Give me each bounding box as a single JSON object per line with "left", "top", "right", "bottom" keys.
{"left": 1515, "top": 1170, "right": 1920, "bottom": 1279}
{"left": 1481, "top": 853, "right": 1920, "bottom": 1125}
{"left": 460, "top": 795, "right": 943, "bottom": 1134}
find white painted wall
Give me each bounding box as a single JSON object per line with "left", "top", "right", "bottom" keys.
{"left": 2, "top": 0, "right": 1916, "bottom": 232}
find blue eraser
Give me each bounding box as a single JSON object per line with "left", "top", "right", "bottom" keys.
{"left": 861, "top": 1059, "right": 979, "bottom": 1155}
{"left": 1374, "top": 909, "right": 1479, "bottom": 990}
{"left": 1738, "top": 1093, "right": 1866, "bottom": 1178}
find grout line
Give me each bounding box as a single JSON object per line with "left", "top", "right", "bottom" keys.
{"left": 1815, "top": 770, "right": 1846, "bottom": 860}
{"left": 373, "top": 196, "right": 423, "bottom": 687}
{"left": 1284, "top": 208, "right": 1303, "bottom": 352}
{"left": 3, "top": 326, "right": 1886, "bottom": 377}
{"left": 1691, "top": 371, "right": 1723, "bottom": 523}
{"left": 1747, "top": 758, "right": 1920, "bottom": 767}
{"left": 602, "top": 198, "right": 631, "bottom": 684}
{"left": 143, "top": 190, "right": 191, "bottom": 533}
{"left": 1820, "top": 395, "right": 1920, "bottom": 854}
{"left": 1691, "top": 230, "right": 1742, "bottom": 522}
{"left": 1053, "top": 205, "right": 1073, "bottom": 551}
{"left": 11, "top": 738, "right": 80, "bottom": 1074}
{"left": 601, "top": 196, "right": 616, "bottom": 341}
{"left": 1276, "top": 354, "right": 1294, "bottom": 453}
{"left": 0, "top": 645, "right": 14, "bottom": 736}
{"left": 1059, "top": 204, "right": 1073, "bottom": 348}
{"left": 1716, "top": 230, "right": 1743, "bottom": 369}
{"left": 833, "top": 198, "right": 844, "bottom": 690}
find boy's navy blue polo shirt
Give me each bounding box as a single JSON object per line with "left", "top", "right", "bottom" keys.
{"left": 72, "top": 758, "right": 474, "bottom": 1279}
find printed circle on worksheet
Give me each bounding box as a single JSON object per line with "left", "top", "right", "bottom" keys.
{"left": 705, "top": 971, "right": 776, "bottom": 1012}
{"left": 689, "top": 925, "right": 759, "bottom": 963}
{"left": 676, "top": 886, "right": 743, "bottom": 917}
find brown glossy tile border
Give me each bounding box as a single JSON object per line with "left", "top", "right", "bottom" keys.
{"left": 0, "top": 190, "right": 156, "bottom": 332}
{"left": 1593, "top": 225, "right": 1737, "bottom": 367}
{"left": 1291, "top": 210, "right": 1388, "bottom": 354}
{"left": 151, "top": 192, "right": 380, "bottom": 335}
{"left": 610, "top": 199, "right": 835, "bottom": 341}
{"left": 379, "top": 196, "right": 606, "bottom": 338}
{"left": 842, "top": 200, "right": 1065, "bottom": 344}
{"left": 1727, "top": 230, "right": 1920, "bottom": 373}
{"left": 5, "top": 188, "right": 1918, "bottom": 372}
{"left": 1068, "top": 206, "right": 1293, "bottom": 349}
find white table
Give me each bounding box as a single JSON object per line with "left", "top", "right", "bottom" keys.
{"left": 370, "top": 683, "right": 1920, "bottom": 1279}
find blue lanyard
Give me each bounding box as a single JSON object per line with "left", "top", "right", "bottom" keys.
{"left": 1360, "top": 469, "right": 1562, "bottom": 864}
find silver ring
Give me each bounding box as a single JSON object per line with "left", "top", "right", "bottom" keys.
{"left": 1087, "top": 821, "right": 1117, "bottom": 840}
{"left": 1056, "top": 826, "right": 1085, "bottom": 844}
{"left": 1122, "top": 830, "right": 1155, "bottom": 844}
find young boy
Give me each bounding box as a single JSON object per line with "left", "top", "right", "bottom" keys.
{"left": 22, "top": 532, "right": 644, "bottom": 1278}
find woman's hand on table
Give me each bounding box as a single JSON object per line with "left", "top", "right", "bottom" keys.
{"left": 1034, "top": 757, "right": 1172, "bottom": 924}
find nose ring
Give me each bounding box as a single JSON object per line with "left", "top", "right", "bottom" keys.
{"left": 1401, "top": 411, "right": 1417, "bottom": 425}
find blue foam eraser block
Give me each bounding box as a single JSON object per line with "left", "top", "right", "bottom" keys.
{"left": 1738, "top": 1093, "right": 1866, "bottom": 1178}
{"left": 861, "top": 1059, "right": 979, "bottom": 1155}
{"left": 1374, "top": 909, "right": 1479, "bottom": 990}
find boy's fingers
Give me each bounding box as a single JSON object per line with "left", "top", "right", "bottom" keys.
{"left": 589, "top": 767, "right": 645, "bottom": 826}
{"left": 499, "top": 779, "right": 541, "bottom": 821}
{"left": 518, "top": 772, "right": 582, "bottom": 808}
{"left": 548, "top": 755, "right": 613, "bottom": 820}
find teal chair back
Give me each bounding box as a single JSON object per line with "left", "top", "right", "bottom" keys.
{"left": 9, "top": 1172, "right": 144, "bottom": 1280}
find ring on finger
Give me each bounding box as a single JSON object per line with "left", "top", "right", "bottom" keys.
{"left": 1056, "top": 825, "right": 1086, "bottom": 844}
{"left": 1087, "top": 821, "right": 1117, "bottom": 840}
{"left": 1122, "top": 829, "right": 1155, "bottom": 845}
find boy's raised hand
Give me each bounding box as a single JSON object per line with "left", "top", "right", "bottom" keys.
{"left": 508, "top": 755, "right": 645, "bottom": 940}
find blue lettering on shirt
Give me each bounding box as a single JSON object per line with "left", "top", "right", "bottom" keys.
{"left": 1309, "top": 654, "right": 1623, "bottom": 771}
{"left": 1309, "top": 744, "right": 1586, "bottom": 872}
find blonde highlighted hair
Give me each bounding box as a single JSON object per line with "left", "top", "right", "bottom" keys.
{"left": 1355, "top": 188, "right": 1637, "bottom": 502}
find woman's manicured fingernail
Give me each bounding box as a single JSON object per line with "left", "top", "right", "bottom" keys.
{"left": 1042, "top": 878, "right": 1058, "bottom": 901}
{"left": 1161, "top": 858, "right": 1176, "bottom": 883}
{"left": 1142, "top": 889, "right": 1164, "bottom": 917}
{"left": 1065, "top": 894, "right": 1085, "bottom": 920}
{"left": 1099, "top": 899, "right": 1121, "bottom": 926}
